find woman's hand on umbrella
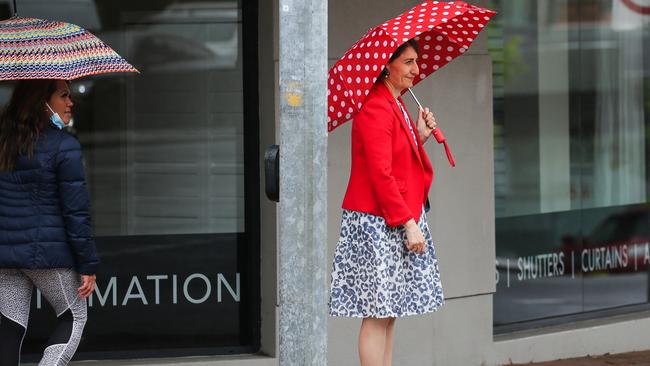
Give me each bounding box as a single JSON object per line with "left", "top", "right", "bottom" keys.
{"left": 404, "top": 219, "right": 426, "bottom": 254}
{"left": 417, "top": 107, "right": 437, "bottom": 143}
{"left": 78, "top": 274, "right": 96, "bottom": 299}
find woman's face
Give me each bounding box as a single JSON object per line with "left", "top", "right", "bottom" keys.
{"left": 385, "top": 46, "right": 419, "bottom": 92}
{"left": 48, "top": 80, "right": 74, "bottom": 125}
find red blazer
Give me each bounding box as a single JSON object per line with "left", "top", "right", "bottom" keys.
{"left": 342, "top": 82, "right": 434, "bottom": 227}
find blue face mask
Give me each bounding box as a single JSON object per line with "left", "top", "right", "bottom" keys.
{"left": 46, "top": 103, "right": 65, "bottom": 130}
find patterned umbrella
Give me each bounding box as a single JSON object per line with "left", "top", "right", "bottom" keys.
{"left": 0, "top": 16, "right": 138, "bottom": 80}
{"left": 328, "top": 1, "right": 495, "bottom": 131}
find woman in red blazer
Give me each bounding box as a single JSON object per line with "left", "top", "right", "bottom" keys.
{"left": 329, "top": 40, "right": 445, "bottom": 366}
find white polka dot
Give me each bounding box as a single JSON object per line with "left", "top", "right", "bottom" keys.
{"left": 478, "top": 24, "right": 484, "bottom": 28}
{"left": 365, "top": 52, "right": 370, "bottom": 58}
{"left": 434, "top": 55, "right": 440, "bottom": 60}
{"left": 468, "top": 37, "right": 474, "bottom": 41}
{"left": 441, "top": 18, "right": 448, "bottom": 22}
{"left": 446, "top": 56, "right": 452, "bottom": 61}
{"left": 348, "top": 54, "right": 353, "bottom": 59}
{"left": 345, "top": 113, "right": 351, "bottom": 119}
{"left": 332, "top": 120, "right": 338, "bottom": 126}
{"left": 447, "top": 46, "right": 454, "bottom": 52}
{"left": 365, "top": 90, "right": 369, "bottom": 95}
{"left": 355, "top": 77, "right": 361, "bottom": 83}
{"left": 355, "top": 65, "right": 361, "bottom": 71}
{"left": 346, "top": 77, "right": 352, "bottom": 83}
{"left": 336, "top": 84, "right": 341, "bottom": 91}
{"left": 425, "top": 35, "right": 432, "bottom": 41}
{"left": 436, "top": 35, "right": 444, "bottom": 41}
{"left": 420, "top": 73, "right": 426, "bottom": 79}
{"left": 402, "top": 37, "right": 409, "bottom": 42}
{"left": 423, "top": 45, "right": 430, "bottom": 50}
{"left": 337, "top": 112, "right": 342, "bottom": 117}
{"left": 358, "top": 103, "right": 362, "bottom": 109}
{"left": 348, "top": 107, "right": 353, "bottom": 113}
{"left": 329, "top": 78, "right": 334, "bottom": 85}
{"left": 344, "top": 91, "right": 348, "bottom": 97}
{"left": 421, "top": 63, "right": 427, "bottom": 69}
{"left": 381, "top": 52, "right": 387, "bottom": 59}
{"left": 356, "top": 53, "right": 362, "bottom": 59}
{"left": 333, "top": 95, "right": 338, "bottom": 101}
{"left": 364, "top": 65, "right": 370, "bottom": 71}
{"left": 346, "top": 65, "right": 352, "bottom": 71}
{"left": 435, "top": 45, "right": 442, "bottom": 51}
{"left": 373, "top": 52, "right": 379, "bottom": 59}
{"left": 383, "top": 40, "right": 388, "bottom": 46}
{"left": 422, "top": 54, "right": 429, "bottom": 59}
{"left": 433, "top": 65, "right": 439, "bottom": 70}
{"left": 329, "top": 106, "right": 334, "bottom": 112}
{"left": 337, "top": 65, "right": 343, "bottom": 71}
{"left": 356, "top": 90, "right": 362, "bottom": 96}
{"left": 373, "top": 65, "right": 378, "bottom": 71}
{"left": 405, "top": 25, "right": 411, "bottom": 29}
{"left": 459, "top": 47, "right": 466, "bottom": 53}
{"left": 484, "top": 16, "right": 490, "bottom": 20}
{"left": 341, "top": 101, "right": 346, "bottom": 107}
{"left": 374, "top": 41, "right": 380, "bottom": 47}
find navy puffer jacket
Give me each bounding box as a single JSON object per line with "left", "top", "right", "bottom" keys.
{"left": 0, "top": 126, "right": 99, "bottom": 275}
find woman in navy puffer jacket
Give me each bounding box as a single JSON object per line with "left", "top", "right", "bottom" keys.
{"left": 0, "top": 79, "right": 99, "bottom": 366}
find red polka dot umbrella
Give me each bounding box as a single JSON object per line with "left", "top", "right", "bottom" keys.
{"left": 327, "top": 1, "right": 496, "bottom": 132}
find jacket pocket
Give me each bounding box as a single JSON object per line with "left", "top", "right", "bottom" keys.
{"left": 395, "top": 178, "right": 407, "bottom": 193}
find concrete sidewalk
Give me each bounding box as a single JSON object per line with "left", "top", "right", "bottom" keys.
{"left": 508, "top": 350, "right": 650, "bottom": 365}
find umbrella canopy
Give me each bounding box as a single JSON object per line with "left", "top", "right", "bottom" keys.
{"left": 328, "top": 0, "right": 495, "bottom": 131}
{"left": 0, "top": 16, "right": 138, "bottom": 80}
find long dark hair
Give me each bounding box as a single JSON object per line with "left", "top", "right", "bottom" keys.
{"left": 0, "top": 79, "right": 59, "bottom": 171}
{"left": 377, "top": 39, "right": 419, "bottom": 81}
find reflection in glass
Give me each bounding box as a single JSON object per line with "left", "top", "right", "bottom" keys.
{"left": 491, "top": 0, "right": 650, "bottom": 326}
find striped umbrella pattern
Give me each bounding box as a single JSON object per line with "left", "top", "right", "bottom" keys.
{"left": 0, "top": 16, "right": 138, "bottom": 80}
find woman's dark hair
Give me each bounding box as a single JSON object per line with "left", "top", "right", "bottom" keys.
{"left": 0, "top": 79, "right": 59, "bottom": 171}
{"left": 378, "top": 39, "right": 419, "bottom": 81}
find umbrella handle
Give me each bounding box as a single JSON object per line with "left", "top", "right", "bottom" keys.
{"left": 409, "top": 89, "right": 456, "bottom": 167}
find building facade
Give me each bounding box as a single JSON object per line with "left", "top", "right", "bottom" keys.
{"left": 8, "top": 0, "right": 650, "bottom": 365}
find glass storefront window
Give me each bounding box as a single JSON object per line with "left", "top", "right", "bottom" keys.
{"left": 5, "top": 0, "right": 260, "bottom": 359}
{"left": 491, "top": 0, "right": 650, "bottom": 326}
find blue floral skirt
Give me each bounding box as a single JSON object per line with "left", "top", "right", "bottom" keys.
{"left": 329, "top": 209, "right": 444, "bottom": 318}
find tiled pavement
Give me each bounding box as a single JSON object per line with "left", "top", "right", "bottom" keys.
{"left": 508, "top": 350, "right": 650, "bottom": 366}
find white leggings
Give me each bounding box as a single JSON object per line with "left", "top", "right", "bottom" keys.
{"left": 0, "top": 268, "right": 87, "bottom": 366}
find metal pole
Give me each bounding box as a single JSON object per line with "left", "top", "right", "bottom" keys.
{"left": 278, "top": 0, "right": 328, "bottom": 365}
